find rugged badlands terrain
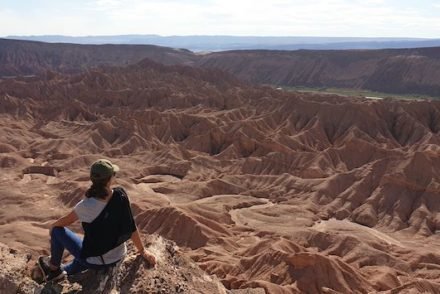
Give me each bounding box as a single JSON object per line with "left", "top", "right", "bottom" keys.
{"left": 2, "top": 38, "right": 440, "bottom": 96}
{"left": 1, "top": 59, "right": 440, "bottom": 293}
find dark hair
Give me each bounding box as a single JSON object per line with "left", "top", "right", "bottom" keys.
{"left": 85, "top": 176, "right": 112, "bottom": 199}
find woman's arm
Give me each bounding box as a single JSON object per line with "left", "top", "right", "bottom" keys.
{"left": 131, "top": 228, "right": 157, "bottom": 266}
{"left": 49, "top": 210, "right": 78, "bottom": 235}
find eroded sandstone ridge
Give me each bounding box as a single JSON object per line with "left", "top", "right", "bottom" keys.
{"left": 1, "top": 60, "right": 440, "bottom": 293}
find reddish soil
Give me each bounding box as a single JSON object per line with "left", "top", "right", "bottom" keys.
{"left": 0, "top": 60, "right": 439, "bottom": 293}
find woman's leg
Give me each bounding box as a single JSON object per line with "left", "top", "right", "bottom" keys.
{"left": 62, "top": 259, "right": 89, "bottom": 275}
{"left": 50, "top": 227, "right": 88, "bottom": 274}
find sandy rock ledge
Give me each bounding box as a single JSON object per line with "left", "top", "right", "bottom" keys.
{"left": 0, "top": 235, "right": 264, "bottom": 294}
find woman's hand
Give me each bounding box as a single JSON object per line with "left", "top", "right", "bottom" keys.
{"left": 140, "top": 249, "right": 156, "bottom": 267}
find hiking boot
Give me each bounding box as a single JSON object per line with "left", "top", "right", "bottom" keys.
{"left": 38, "top": 256, "right": 65, "bottom": 283}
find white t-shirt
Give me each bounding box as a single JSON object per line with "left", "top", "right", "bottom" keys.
{"left": 74, "top": 196, "right": 127, "bottom": 265}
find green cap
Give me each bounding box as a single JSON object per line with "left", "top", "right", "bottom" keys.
{"left": 90, "top": 159, "right": 120, "bottom": 180}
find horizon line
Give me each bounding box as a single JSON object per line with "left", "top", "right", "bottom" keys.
{"left": 3, "top": 34, "right": 437, "bottom": 40}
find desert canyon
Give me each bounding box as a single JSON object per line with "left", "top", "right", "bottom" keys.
{"left": 0, "top": 39, "right": 440, "bottom": 293}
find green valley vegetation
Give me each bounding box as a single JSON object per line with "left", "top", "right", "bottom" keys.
{"left": 280, "top": 86, "right": 439, "bottom": 101}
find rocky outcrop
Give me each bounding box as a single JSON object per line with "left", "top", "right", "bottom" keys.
{"left": 0, "top": 244, "right": 34, "bottom": 294}
{"left": 1, "top": 236, "right": 264, "bottom": 294}
{"left": 23, "top": 165, "right": 58, "bottom": 177}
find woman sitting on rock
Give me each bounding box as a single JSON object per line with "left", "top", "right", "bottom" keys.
{"left": 38, "top": 159, "right": 156, "bottom": 282}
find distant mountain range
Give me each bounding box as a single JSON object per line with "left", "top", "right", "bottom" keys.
{"left": 1, "top": 38, "right": 440, "bottom": 96}
{"left": 6, "top": 35, "right": 440, "bottom": 51}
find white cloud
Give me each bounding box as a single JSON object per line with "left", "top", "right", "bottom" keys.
{"left": 1, "top": 0, "right": 440, "bottom": 37}
{"left": 0, "top": 9, "right": 21, "bottom": 35}
{"left": 0, "top": 5, "right": 104, "bottom": 36}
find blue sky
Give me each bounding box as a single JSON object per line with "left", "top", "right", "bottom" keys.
{"left": 1, "top": 0, "right": 440, "bottom": 37}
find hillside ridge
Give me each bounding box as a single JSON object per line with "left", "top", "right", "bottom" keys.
{"left": 1, "top": 60, "right": 440, "bottom": 293}
{"left": 2, "top": 38, "right": 440, "bottom": 96}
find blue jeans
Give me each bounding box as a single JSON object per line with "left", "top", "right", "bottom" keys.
{"left": 50, "top": 227, "right": 111, "bottom": 275}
